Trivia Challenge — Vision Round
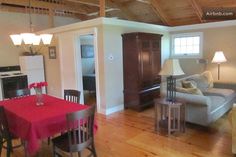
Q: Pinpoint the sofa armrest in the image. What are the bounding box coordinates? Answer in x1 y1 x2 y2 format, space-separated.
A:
175 92 210 106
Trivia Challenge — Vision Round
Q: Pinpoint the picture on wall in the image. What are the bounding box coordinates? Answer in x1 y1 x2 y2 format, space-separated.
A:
81 45 94 58
48 46 56 59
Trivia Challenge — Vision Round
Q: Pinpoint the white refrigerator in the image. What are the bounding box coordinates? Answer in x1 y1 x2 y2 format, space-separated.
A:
19 55 46 94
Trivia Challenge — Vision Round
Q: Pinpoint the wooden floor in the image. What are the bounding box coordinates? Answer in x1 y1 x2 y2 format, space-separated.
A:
83 91 96 105
1 108 233 157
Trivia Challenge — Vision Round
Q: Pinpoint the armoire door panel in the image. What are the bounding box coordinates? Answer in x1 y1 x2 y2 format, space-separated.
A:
123 36 139 91
152 40 160 51
122 32 162 111
152 50 161 84
140 40 153 88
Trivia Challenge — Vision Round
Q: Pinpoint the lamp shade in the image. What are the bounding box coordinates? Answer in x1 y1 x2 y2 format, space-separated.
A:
159 59 185 76
40 34 53 45
32 35 41 45
212 51 227 63
10 34 22 46
21 33 35 45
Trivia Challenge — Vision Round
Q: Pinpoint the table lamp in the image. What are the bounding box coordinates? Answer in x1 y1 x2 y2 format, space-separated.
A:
159 59 185 102
212 51 227 80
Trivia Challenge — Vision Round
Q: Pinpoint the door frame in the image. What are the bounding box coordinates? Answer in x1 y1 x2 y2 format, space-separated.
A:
74 27 101 112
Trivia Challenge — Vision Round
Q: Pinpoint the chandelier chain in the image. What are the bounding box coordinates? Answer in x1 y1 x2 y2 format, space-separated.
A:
9 0 53 50
29 0 33 32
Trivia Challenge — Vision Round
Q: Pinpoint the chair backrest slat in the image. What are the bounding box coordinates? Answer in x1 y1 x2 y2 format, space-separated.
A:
87 116 91 140
78 124 81 144
0 106 11 139
66 106 95 152
73 127 77 144
8 88 31 99
64 89 81 104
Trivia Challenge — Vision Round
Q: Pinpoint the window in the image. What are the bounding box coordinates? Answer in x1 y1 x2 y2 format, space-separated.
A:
171 32 203 58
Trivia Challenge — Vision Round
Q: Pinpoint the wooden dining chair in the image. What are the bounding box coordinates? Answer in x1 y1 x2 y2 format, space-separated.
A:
64 89 81 104
8 88 31 99
48 89 81 146
52 105 97 157
0 106 23 157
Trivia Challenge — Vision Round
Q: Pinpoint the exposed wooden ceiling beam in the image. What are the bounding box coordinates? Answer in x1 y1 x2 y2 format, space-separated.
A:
99 0 105 17
0 0 87 14
69 0 138 21
67 0 120 12
136 0 150 4
0 4 87 20
48 9 54 28
149 0 171 26
66 0 101 7
106 0 139 21
87 8 120 16
188 0 203 23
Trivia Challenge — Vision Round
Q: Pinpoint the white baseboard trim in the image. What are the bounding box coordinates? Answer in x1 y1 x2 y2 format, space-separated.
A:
106 104 124 115
98 104 124 115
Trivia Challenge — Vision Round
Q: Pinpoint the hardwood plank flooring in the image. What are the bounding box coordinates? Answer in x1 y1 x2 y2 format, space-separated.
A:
1 108 233 157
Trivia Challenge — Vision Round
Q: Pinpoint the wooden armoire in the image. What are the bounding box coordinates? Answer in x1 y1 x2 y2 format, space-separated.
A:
122 32 162 111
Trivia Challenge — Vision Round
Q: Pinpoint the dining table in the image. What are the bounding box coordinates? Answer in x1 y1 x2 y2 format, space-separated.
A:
0 94 96 156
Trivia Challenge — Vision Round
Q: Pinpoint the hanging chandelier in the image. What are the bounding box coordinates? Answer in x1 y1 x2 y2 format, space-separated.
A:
9 0 53 54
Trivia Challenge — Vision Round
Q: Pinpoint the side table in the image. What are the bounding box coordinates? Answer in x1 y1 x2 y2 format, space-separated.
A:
155 98 186 135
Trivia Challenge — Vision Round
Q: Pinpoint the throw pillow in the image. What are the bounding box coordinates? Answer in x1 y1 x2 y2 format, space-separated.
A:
187 74 209 92
181 80 197 88
187 71 214 91
176 87 203 95
201 71 214 88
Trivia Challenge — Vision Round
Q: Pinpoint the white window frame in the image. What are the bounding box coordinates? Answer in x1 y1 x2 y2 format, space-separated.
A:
171 32 203 58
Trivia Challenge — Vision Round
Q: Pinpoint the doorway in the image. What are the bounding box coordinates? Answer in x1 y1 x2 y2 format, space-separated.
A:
79 34 97 106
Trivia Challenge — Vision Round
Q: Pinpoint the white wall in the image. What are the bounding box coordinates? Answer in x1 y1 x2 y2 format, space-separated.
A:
26 17 236 115
58 31 78 92
178 59 206 76
41 18 170 115
103 25 170 111
0 12 79 66
41 37 62 97
57 26 105 113
0 12 79 98
170 25 236 81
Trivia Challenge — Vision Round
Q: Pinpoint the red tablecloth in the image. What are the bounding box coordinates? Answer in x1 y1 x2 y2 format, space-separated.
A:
0 95 95 155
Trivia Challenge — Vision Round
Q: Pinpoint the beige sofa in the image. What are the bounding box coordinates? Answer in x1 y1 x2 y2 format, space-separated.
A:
161 71 236 126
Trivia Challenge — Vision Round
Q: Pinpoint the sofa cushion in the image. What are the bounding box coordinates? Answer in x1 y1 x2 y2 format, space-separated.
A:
176 87 203 95
202 71 214 88
185 71 214 92
182 80 197 88
186 75 208 92
204 88 235 100
208 95 225 113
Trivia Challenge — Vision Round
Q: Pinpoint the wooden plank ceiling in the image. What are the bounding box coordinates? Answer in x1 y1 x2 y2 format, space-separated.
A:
0 0 236 26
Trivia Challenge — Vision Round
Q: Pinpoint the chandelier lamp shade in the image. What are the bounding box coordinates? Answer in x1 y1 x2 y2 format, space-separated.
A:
40 34 53 45
10 33 53 46
10 35 22 46
9 0 53 54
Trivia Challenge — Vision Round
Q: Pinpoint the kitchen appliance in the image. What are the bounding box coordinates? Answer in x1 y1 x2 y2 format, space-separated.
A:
0 65 28 100
19 55 46 94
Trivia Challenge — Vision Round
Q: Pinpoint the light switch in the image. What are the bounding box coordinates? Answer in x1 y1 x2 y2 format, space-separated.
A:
108 54 114 60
